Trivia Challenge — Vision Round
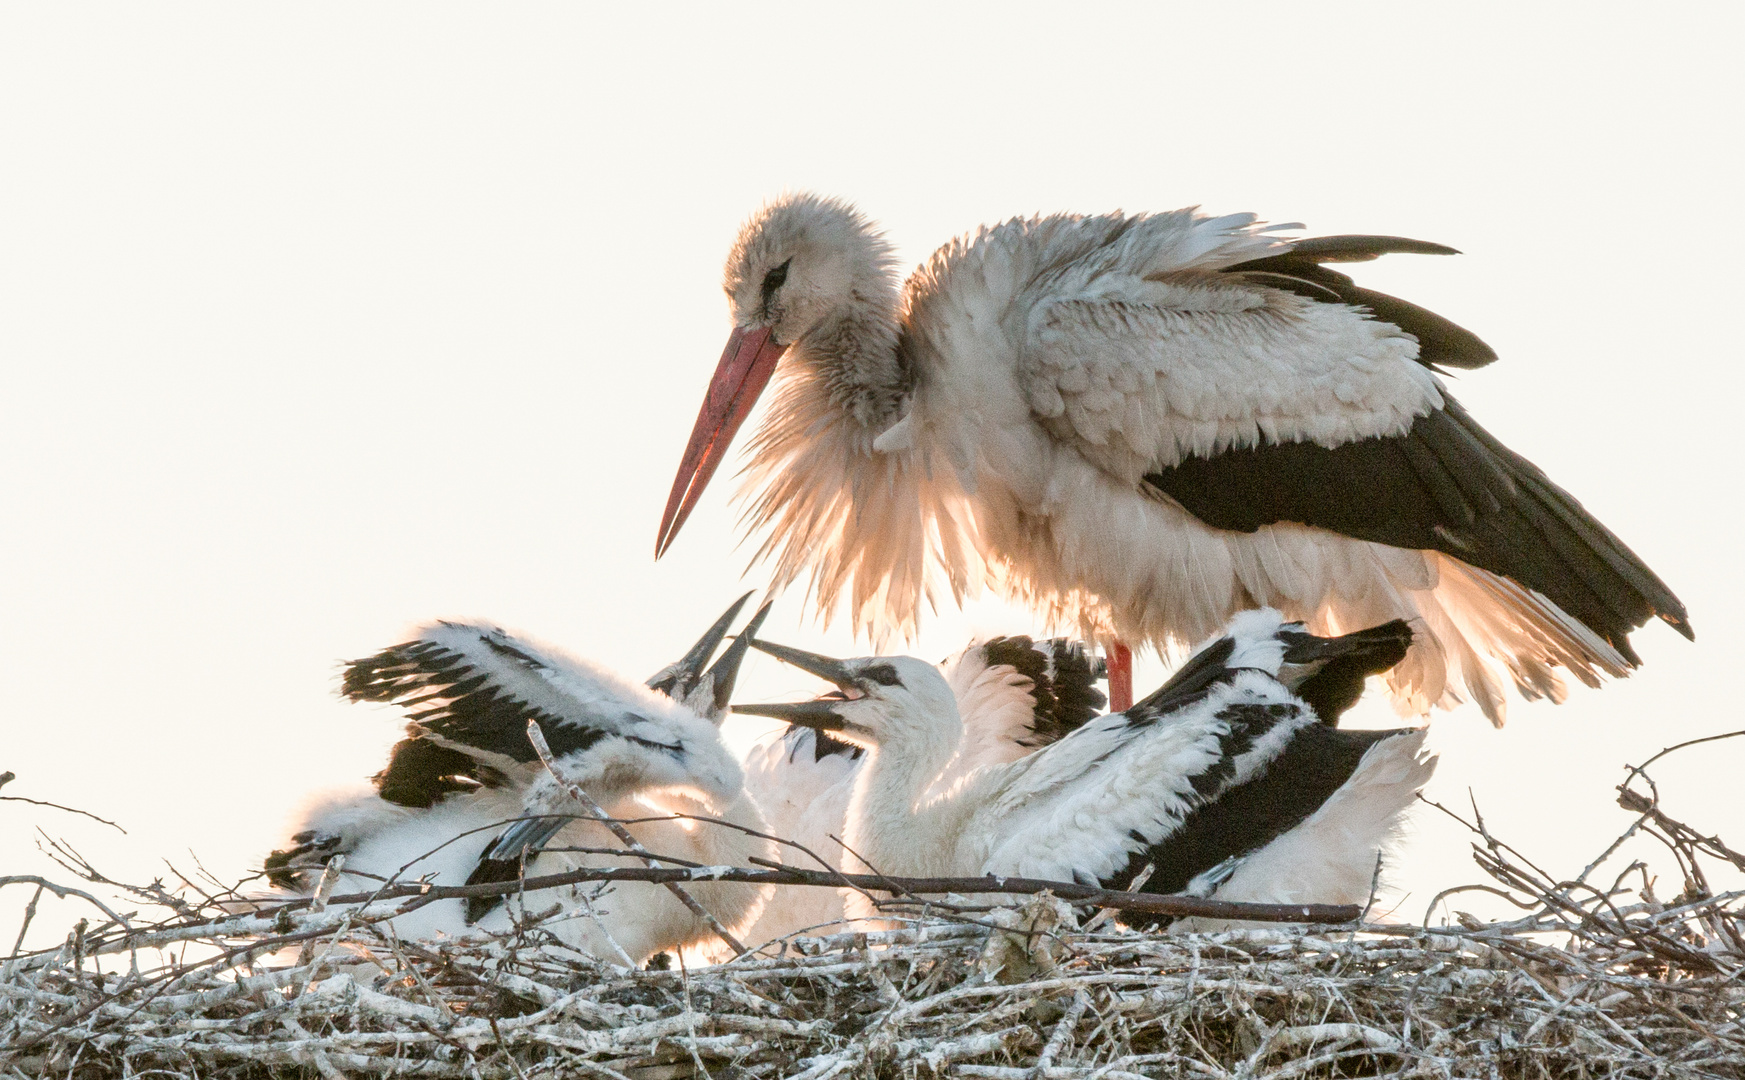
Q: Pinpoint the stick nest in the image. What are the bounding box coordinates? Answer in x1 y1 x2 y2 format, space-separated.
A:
3 741 1743 1079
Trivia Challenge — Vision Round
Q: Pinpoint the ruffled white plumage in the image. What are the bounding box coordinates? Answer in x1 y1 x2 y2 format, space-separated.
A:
693 196 1685 725
281 785 773 964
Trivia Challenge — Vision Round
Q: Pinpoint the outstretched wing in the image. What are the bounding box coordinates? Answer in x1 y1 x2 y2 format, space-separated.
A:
345 621 748 925
945 636 1107 772
343 621 693 768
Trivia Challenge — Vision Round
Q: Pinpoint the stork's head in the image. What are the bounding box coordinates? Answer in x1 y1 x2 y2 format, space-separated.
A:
733 640 958 751
656 194 902 558
723 194 900 351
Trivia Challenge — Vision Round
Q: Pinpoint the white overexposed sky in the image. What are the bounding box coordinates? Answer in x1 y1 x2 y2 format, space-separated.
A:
2 5 1740 947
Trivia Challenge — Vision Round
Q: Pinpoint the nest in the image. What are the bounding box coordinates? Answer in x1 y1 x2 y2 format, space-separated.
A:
3 741 1743 1079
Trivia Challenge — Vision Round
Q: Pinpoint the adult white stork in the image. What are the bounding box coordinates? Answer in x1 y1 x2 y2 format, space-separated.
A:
266 597 776 965
736 610 1436 924
739 634 1105 942
656 195 1691 720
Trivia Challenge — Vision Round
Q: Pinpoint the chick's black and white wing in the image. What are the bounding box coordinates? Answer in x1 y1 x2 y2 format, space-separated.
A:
970 614 1433 906
344 622 686 772
940 635 1107 778
342 605 763 917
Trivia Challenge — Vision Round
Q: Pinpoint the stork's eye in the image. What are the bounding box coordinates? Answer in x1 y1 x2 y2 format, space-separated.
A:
861 663 901 687
761 259 791 300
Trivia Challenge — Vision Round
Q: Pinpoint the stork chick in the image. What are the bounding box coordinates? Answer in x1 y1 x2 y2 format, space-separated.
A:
266 596 776 965
739 634 1105 942
737 610 1436 924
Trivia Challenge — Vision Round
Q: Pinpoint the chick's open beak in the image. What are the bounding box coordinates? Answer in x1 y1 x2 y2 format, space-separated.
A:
731 699 848 731
747 638 859 690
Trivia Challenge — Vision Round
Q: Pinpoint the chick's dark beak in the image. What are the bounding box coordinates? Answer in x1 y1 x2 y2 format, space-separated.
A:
704 601 773 714
731 699 848 731
748 638 859 690
646 591 753 700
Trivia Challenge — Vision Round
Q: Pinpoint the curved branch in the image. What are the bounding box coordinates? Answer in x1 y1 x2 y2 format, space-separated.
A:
0 875 134 938
301 863 1361 925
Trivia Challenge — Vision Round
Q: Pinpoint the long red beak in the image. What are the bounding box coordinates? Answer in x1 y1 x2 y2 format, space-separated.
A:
655 325 789 558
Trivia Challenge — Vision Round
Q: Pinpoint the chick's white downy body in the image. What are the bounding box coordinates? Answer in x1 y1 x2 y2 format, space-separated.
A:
283 784 773 964
739 635 1104 943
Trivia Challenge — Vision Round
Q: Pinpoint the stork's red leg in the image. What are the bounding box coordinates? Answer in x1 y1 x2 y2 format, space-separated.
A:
1107 640 1133 713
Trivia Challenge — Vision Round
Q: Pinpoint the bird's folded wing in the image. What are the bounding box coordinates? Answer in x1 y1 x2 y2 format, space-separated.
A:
1020 272 1444 474
1019 270 1688 656
1142 397 1689 659
1172 728 1437 912
1116 722 1412 899
967 709 1219 885
971 646 1265 819
343 622 696 765
974 676 1415 895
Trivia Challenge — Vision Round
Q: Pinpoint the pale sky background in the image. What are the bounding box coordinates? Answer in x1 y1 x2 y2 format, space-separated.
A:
2 5 1740 948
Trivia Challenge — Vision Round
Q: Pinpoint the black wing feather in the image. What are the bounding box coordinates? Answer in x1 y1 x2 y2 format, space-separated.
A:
462 857 526 923
1042 639 1107 736
1144 400 1690 659
1108 718 1411 927
1124 636 1239 726
978 636 1108 744
343 638 611 763
1284 235 1461 260
1224 235 1498 371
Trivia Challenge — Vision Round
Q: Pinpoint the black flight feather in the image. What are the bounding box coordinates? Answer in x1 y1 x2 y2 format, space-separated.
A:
1143 400 1689 661
342 637 614 763
1224 235 1498 371
1124 636 1238 726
